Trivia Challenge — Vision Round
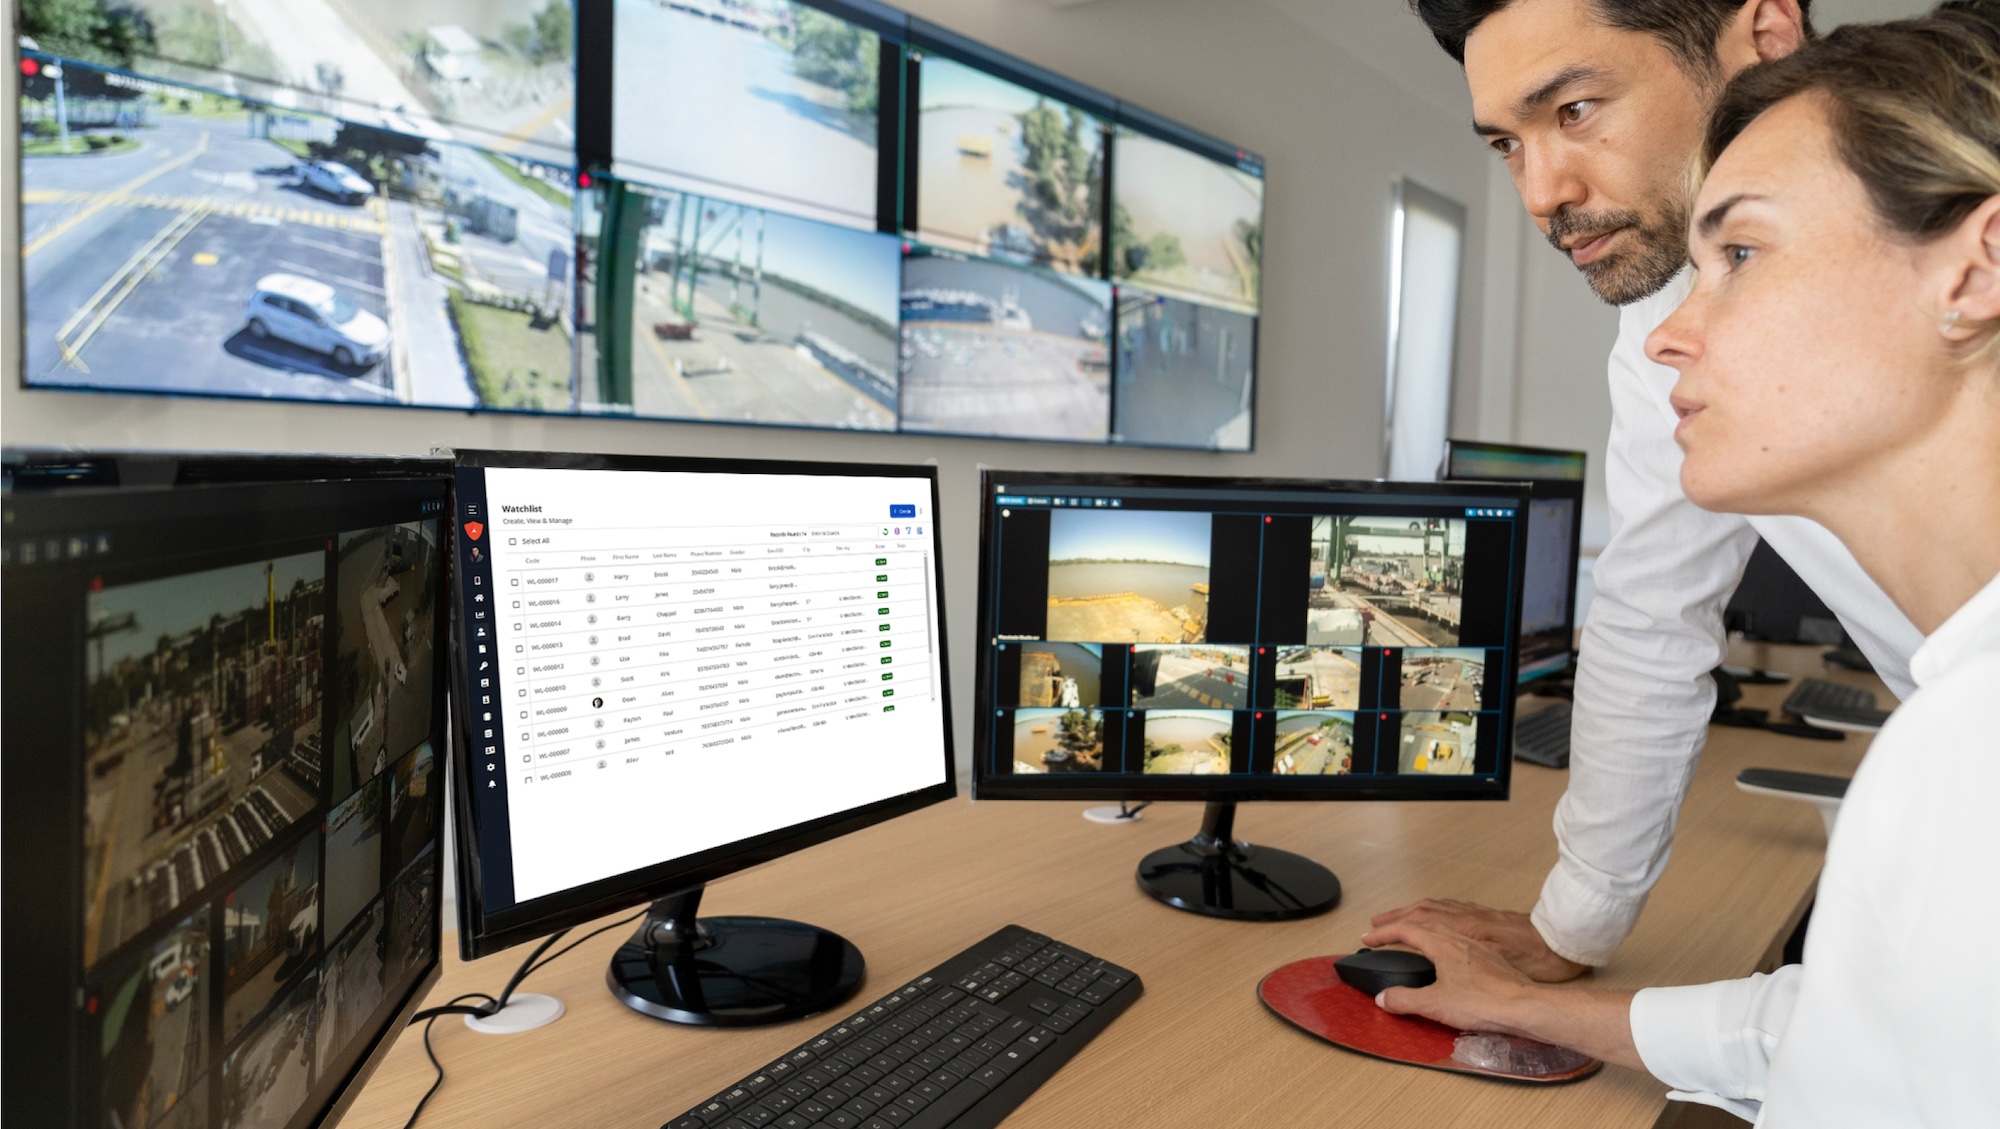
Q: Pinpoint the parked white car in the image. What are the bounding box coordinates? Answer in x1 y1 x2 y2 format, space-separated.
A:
298 159 372 203
244 273 389 369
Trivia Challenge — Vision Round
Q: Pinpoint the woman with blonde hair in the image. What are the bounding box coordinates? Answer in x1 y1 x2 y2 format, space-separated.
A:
1363 4 2000 1122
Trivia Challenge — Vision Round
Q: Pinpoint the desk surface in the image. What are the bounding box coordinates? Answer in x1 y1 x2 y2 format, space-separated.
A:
340 643 1886 1129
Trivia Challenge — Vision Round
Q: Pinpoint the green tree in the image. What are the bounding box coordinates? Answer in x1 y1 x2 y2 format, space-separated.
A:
534 1 573 63
21 0 153 68
790 5 878 114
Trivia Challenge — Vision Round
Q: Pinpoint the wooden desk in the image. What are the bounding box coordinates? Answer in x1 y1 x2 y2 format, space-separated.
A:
339 644 1888 1129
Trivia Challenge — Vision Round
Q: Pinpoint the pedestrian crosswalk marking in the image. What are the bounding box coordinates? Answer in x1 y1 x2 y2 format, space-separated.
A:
23 189 383 233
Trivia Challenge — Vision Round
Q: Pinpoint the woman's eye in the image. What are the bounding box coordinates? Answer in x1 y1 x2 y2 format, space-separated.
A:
1559 100 1595 125
1726 245 1755 268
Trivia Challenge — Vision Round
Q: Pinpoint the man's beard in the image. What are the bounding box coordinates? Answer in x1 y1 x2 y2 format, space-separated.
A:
1546 199 1689 306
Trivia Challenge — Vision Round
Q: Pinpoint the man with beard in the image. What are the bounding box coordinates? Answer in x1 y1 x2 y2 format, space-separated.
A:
1371 0 1924 982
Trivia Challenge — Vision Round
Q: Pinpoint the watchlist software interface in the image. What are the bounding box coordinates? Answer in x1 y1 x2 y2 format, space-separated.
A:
454 465 948 911
981 481 1525 783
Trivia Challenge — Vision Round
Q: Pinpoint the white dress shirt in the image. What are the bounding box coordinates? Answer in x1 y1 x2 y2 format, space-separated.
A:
1531 268 1927 967
1627 569 2000 1124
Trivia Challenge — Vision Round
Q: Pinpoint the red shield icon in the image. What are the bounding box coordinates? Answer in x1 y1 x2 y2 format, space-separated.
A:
464 522 484 541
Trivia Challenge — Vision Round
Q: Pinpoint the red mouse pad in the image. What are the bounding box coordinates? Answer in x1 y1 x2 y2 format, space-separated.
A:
1257 956 1602 1083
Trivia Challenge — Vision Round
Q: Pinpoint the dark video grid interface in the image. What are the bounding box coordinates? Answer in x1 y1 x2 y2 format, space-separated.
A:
981 485 1522 783
0 482 446 1129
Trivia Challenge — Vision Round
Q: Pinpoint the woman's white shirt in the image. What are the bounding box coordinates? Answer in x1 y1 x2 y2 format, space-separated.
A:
1627 570 2000 1124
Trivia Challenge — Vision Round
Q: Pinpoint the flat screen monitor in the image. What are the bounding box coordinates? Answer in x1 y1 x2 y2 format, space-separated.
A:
446 449 954 1025
1443 440 1587 689
2 462 450 1129
971 471 1530 920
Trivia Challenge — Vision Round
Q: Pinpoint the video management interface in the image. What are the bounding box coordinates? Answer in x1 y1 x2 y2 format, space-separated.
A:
455 464 949 911
980 482 1526 785
2 481 445 1129
19 0 1263 450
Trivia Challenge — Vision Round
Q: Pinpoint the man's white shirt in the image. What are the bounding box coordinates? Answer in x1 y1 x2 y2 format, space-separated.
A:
1529 267 1925 967
1627 569 2000 1124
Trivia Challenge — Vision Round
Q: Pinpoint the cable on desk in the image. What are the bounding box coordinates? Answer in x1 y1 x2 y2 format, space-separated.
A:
398 908 649 1127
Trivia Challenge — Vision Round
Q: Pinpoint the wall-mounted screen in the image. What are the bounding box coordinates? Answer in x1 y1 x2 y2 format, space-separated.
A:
898 244 1111 441
18 0 577 164
19 56 580 412
610 0 881 230
17 2 1264 451
914 55 1102 277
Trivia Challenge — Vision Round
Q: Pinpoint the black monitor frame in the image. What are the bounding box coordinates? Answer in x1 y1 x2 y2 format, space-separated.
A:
2 463 450 1129
969 470 1533 806
447 449 958 961
1443 439 1587 692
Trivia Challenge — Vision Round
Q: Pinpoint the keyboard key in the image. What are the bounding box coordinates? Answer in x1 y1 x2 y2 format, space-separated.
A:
841 1097 878 1119
823 1112 861 1129
739 1108 775 1126
797 1100 832 1120
774 1116 811 1129
1078 985 1111 1006
666 1118 704 1129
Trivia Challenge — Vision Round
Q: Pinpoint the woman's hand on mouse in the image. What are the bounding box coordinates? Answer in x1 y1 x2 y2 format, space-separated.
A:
1360 919 1539 1035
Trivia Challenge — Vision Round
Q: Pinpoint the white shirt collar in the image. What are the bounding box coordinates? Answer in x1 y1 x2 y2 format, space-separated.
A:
1909 570 2000 689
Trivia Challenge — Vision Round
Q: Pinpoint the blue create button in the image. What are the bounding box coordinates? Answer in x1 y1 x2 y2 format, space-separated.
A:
890 504 917 519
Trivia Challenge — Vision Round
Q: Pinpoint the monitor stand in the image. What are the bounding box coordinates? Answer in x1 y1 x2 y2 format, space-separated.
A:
606 886 864 1026
1135 801 1340 921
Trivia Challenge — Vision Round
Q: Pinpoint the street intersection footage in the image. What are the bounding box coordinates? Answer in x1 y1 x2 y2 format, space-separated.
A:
81 553 326 970
1012 708 1107 773
624 188 900 428
1306 515 1465 647
1044 508 1209 644
1273 711 1354 776
21 59 578 412
1399 648 1487 711
331 523 438 801
1130 645 1248 710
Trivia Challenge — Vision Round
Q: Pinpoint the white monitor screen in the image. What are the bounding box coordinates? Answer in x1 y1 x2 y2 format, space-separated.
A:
455 461 948 909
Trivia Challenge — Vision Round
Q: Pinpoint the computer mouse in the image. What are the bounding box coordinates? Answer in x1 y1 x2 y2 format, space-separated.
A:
1333 948 1437 996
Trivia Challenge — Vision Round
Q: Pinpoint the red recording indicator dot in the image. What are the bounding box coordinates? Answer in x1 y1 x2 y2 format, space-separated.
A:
1254 712 1263 720
578 171 592 188
1264 516 1272 523
89 576 103 592
1258 647 1265 654
21 58 40 76
1381 713 1389 721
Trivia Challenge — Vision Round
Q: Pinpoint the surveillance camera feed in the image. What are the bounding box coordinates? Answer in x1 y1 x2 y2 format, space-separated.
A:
19 54 580 413
915 56 1103 276
18 4 1266 451
613 0 881 229
897 245 1113 441
5 477 447 1129
604 181 903 428
26 0 578 165
978 477 1526 791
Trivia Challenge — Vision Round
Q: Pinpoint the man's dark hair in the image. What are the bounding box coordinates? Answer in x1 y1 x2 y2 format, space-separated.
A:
1409 0 1814 74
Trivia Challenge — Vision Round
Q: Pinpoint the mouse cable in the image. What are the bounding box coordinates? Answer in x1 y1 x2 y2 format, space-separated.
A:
399 907 649 1128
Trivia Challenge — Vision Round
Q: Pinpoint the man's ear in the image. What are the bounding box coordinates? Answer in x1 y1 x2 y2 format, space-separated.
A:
1940 195 2000 338
1747 0 1807 64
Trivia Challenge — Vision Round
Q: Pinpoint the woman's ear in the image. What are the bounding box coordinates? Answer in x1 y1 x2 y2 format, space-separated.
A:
1940 195 2000 339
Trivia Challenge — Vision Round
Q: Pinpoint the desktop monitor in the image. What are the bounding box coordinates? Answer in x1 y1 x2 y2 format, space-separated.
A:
447 449 954 1026
1443 440 1587 691
972 472 1532 921
2 461 451 1129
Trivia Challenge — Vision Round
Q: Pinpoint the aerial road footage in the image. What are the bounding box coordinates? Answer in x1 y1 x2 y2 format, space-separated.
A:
1398 712 1479 776
81 552 326 970
1399 647 1487 711
1044 508 1210 643
1272 711 1355 776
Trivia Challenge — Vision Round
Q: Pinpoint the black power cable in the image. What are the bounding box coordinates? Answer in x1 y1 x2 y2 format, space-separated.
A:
399 908 649 1128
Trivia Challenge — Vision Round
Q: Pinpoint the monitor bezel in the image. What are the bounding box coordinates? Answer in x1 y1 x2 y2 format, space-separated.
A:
1443 439 1588 691
1 467 452 1129
446 448 959 961
969 469 1532 804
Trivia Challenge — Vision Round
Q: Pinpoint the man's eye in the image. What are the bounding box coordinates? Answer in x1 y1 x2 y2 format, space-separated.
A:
1559 100 1596 124
1491 137 1520 157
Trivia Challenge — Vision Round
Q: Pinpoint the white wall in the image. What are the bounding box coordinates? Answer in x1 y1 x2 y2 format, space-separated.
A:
1 0 1504 771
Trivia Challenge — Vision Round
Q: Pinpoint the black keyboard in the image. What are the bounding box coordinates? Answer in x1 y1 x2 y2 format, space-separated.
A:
1783 677 1890 730
664 926 1141 1129
1514 701 1572 768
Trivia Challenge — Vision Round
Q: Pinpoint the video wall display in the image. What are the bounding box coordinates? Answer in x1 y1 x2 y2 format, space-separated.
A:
4 480 449 1129
17 3 1264 449
978 479 1528 790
